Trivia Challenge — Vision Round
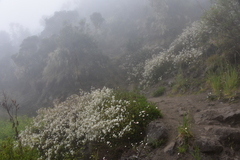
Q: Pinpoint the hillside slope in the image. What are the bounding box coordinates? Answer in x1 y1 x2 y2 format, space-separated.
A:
125 93 240 160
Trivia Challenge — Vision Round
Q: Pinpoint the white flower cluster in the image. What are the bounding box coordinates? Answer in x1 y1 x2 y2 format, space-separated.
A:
19 87 134 159
141 21 210 86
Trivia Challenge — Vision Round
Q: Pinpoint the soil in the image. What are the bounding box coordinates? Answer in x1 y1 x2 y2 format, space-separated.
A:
142 92 240 160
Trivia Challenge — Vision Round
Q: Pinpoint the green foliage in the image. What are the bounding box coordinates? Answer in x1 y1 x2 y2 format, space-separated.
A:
172 71 189 94
207 74 222 96
177 114 192 153
178 114 192 141
202 0 240 63
191 146 201 160
109 90 162 145
148 139 165 149
177 144 188 154
152 86 165 97
0 116 32 143
222 66 239 96
0 138 39 160
207 64 239 98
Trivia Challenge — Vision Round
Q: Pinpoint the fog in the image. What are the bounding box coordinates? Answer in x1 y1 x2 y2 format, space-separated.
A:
0 0 77 33
0 0 211 115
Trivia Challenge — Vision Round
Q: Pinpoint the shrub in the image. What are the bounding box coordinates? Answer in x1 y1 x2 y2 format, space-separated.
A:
20 87 162 159
141 21 207 86
152 87 165 97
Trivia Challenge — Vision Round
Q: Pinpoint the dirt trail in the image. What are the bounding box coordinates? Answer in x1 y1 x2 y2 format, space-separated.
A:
146 93 240 160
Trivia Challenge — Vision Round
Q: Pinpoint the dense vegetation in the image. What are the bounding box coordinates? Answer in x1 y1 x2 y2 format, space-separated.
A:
1 0 240 159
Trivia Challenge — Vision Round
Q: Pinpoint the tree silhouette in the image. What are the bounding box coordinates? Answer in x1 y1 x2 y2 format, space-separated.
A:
90 12 104 30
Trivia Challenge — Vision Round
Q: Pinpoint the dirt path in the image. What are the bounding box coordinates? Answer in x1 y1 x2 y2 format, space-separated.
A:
146 93 239 160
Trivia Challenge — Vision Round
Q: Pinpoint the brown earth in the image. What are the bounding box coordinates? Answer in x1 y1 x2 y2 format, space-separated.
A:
127 93 240 160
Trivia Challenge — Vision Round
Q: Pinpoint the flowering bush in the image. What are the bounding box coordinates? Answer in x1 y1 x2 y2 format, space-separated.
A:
20 87 161 159
120 48 161 84
140 21 210 86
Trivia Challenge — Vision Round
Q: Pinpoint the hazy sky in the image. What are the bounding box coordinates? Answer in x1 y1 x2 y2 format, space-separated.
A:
0 0 78 34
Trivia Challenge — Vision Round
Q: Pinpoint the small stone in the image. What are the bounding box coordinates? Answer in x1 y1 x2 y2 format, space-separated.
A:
164 141 176 155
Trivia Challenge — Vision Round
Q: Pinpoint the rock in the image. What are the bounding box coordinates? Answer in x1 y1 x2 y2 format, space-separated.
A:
177 107 187 116
146 120 167 145
194 107 240 127
194 136 223 153
164 141 176 155
208 103 215 106
214 127 240 151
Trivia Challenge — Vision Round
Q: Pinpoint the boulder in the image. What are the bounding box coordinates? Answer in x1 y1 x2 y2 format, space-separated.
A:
194 136 223 153
146 120 167 145
194 107 240 127
214 127 240 151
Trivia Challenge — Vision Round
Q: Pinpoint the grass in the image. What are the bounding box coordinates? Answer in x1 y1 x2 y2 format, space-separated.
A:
207 65 239 98
0 116 32 143
171 71 189 94
191 146 201 160
177 114 192 154
222 66 239 97
0 116 38 160
152 86 165 97
207 73 222 96
0 138 39 160
178 144 188 153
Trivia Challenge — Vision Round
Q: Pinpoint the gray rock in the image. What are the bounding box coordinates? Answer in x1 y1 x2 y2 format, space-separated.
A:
146 120 167 145
215 127 240 151
194 107 240 127
164 141 176 155
194 136 223 153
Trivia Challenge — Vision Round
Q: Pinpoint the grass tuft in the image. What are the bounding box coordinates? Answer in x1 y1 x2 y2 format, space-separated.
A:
152 86 165 97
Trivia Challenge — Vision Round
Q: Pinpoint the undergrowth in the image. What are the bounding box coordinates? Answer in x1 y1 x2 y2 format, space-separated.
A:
0 116 32 143
207 64 239 98
152 86 165 97
0 138 39 160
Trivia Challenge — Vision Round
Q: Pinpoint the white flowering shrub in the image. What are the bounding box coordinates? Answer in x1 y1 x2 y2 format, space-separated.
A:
20 87 161 159
120 48 161 84
141 21 211 86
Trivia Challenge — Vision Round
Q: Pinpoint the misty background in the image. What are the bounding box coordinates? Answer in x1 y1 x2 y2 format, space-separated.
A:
0 0 211 115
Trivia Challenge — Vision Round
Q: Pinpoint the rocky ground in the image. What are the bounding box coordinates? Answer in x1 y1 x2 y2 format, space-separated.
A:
121 93 240 160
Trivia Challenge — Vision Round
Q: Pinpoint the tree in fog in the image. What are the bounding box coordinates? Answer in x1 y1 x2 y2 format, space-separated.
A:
202 0 240 63
90 12 104 30
146 0 210 46
9 23 30 48
0 31 16 87
41 10 79 37
42 24 111 91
